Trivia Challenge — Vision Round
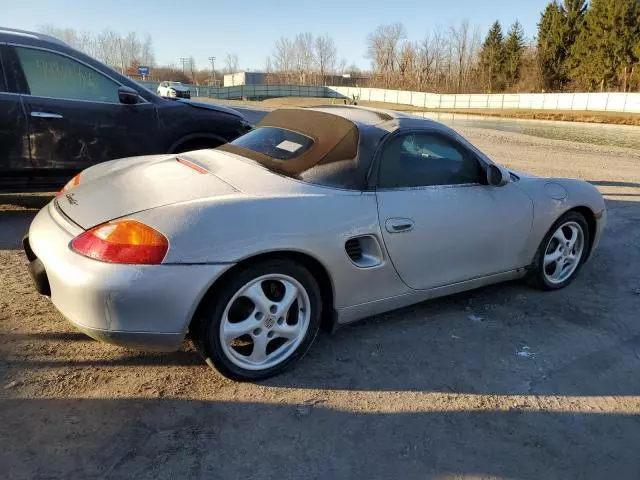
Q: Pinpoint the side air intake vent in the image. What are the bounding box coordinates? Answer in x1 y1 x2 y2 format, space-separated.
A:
345 238 363 262
344 235 383 268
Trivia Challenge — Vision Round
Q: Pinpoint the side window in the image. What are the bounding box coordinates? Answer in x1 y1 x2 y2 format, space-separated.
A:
14 47 119 103
378 132 484 189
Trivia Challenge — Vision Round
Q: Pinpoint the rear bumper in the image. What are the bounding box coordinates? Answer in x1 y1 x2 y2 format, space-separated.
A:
24 201 232 352
62 321 186 352
164 90 190 99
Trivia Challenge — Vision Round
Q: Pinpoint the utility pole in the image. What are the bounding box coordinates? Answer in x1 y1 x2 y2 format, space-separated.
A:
208 56 216 86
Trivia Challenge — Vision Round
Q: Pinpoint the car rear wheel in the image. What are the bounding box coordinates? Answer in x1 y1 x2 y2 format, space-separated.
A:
528 211 590 290
192 259 322 380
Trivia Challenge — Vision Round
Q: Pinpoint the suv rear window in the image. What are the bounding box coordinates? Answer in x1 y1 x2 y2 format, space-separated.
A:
231 127 314 160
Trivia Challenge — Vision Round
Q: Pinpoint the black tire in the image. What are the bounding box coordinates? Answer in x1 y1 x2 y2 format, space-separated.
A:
527 211 590 291
192 259 322 381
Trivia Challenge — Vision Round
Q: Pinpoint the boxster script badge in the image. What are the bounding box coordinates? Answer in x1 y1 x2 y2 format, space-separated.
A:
65 193 79 206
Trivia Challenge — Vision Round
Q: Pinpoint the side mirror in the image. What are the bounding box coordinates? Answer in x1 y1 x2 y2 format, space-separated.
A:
118 86 139 105
487 164 511 187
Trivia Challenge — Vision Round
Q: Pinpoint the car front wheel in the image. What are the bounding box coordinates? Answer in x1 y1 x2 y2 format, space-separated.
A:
528 211 590 290
193 259 322 380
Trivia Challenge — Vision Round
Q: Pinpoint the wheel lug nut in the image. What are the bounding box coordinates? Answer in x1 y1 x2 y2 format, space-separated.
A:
255 312 263 320
277 317 284 325
267 331 274 339
270 305 277 314
253 328 262 336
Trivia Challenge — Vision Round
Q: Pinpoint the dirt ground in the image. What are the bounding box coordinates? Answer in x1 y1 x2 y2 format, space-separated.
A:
1 126 640 479
207 96 640 125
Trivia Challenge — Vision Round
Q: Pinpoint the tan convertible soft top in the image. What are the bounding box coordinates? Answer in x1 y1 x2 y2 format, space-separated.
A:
217 108 359 176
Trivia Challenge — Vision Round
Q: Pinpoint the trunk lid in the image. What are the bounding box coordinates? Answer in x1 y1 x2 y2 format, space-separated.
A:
57 153 240 229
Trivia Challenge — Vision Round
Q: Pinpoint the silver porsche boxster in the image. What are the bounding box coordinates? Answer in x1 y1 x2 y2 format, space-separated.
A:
24 106 606 380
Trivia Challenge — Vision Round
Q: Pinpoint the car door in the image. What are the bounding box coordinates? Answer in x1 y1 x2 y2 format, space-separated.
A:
0 44 32 180
375 129 533 291
8 44 158 173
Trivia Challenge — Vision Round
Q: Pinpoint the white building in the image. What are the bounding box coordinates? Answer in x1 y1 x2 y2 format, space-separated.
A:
223 71 267 87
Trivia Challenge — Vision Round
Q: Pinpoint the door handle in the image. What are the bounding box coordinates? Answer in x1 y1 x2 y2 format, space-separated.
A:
31 111 63 119
385 218 415 233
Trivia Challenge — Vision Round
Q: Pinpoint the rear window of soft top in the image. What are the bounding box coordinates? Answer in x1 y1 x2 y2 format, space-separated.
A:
231 127 314 160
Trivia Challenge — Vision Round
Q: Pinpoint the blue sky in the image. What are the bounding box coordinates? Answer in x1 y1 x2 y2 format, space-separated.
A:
4 0 550 71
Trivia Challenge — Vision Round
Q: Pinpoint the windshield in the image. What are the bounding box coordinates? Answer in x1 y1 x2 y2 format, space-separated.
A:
169 82 183 86
230 127 314 160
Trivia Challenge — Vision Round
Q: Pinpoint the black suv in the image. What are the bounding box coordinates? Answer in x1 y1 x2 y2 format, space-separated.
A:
0 27 251 190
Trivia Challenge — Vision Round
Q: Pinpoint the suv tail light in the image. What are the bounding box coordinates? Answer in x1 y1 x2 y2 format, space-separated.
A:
71 220 168 264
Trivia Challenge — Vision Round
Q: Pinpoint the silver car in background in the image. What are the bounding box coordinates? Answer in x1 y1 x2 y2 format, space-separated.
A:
24 106 606 380
157 80 191 99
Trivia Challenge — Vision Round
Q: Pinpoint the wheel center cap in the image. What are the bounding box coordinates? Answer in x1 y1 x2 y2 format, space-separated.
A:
265 316 276 329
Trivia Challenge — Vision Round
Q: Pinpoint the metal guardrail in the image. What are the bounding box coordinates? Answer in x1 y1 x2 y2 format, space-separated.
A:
137 81 640 113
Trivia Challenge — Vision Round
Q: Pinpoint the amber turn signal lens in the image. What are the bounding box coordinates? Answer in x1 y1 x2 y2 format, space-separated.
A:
71 220 169 264
57 173 81 196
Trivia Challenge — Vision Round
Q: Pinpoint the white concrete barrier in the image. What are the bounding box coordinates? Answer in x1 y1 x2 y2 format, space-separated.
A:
137 81 640 113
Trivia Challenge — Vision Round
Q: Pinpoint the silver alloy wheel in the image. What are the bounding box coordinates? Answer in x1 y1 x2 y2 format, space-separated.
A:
219 274 311 371
543 221 585 285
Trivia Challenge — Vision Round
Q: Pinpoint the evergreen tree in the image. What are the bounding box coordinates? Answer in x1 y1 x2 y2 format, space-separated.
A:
537 1 567 90
570 0 640 91
479 21 505 92
504 21 525 88
564 0 588 46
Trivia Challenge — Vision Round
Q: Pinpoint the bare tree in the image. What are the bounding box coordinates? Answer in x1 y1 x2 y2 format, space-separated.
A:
417 28 445 90
225 53 239 73
294 33 315 84
398 42 418 89
39 25 77 47
449 21 470 93
187 56 197 82
338 57 348 74
120 32 141 71
40 26 158 74
94 30 121 67
314 34 337 83
140 34 155 67
366 23 407 87
77 31 97 59
272 37 295 83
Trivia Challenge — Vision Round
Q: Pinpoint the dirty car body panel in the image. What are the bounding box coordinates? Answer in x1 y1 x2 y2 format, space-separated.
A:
25 106 606 351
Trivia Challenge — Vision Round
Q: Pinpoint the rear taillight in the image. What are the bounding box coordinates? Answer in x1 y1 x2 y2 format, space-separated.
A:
71 220 169 264
57 173 81 196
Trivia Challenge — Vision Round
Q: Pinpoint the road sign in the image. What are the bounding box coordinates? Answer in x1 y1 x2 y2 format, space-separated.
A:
137 65 150 76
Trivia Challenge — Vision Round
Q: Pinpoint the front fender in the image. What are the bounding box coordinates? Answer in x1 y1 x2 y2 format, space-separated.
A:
516 177 605 264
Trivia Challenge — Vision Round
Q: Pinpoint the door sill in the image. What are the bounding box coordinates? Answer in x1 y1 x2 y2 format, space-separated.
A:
336 268 527 325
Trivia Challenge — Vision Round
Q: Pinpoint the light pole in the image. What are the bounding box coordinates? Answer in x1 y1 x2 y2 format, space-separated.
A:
208 56 216 86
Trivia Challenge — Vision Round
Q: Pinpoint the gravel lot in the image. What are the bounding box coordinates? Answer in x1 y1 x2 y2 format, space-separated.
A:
1 126 640 479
